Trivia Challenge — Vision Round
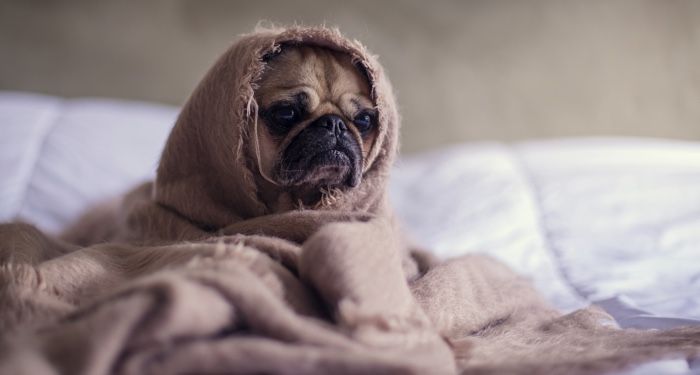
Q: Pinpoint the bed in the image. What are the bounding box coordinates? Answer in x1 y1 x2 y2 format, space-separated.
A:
2 91 698 374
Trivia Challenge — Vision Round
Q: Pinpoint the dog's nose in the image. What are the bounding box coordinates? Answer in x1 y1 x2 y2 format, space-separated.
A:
313 114 347 135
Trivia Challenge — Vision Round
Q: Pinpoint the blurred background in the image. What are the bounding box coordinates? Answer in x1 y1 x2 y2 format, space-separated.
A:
1 0 699 153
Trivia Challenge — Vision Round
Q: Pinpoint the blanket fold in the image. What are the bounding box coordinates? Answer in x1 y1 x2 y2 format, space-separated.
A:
1 25 699 375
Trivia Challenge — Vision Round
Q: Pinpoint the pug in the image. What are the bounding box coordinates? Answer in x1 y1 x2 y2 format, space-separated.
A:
253 45 378 209
60 37 392 246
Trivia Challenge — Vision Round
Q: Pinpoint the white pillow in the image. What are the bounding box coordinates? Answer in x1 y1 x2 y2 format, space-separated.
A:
0 91 177 233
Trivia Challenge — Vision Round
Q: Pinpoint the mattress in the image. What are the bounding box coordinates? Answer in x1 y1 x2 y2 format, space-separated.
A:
2 91 699 374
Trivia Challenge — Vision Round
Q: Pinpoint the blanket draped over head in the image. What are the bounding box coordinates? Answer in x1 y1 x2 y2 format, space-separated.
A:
1 26 699 375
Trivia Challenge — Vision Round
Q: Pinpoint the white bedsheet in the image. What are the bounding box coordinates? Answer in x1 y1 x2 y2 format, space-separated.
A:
2 91 699 373
392 139 700 322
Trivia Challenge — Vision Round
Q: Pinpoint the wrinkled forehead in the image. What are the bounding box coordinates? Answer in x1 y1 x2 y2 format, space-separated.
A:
255 45 372 108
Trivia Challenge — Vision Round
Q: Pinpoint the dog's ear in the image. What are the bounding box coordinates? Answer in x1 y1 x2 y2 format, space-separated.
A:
262 49 281 63
353 61 372 91
262 43 293 62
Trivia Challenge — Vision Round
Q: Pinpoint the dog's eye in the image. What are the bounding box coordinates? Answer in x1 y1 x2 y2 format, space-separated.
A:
353 112 374 134
273 106 298 123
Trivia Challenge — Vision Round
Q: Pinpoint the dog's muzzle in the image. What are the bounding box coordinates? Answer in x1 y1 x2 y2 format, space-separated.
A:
278 114 363 188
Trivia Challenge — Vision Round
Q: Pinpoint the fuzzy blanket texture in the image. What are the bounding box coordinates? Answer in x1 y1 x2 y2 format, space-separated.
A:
1 26 699 375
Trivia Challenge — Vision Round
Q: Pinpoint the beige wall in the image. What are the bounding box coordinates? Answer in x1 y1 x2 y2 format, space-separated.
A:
1 0 699 152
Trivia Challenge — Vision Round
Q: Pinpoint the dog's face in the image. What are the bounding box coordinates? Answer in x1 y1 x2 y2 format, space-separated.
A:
254 45 377 205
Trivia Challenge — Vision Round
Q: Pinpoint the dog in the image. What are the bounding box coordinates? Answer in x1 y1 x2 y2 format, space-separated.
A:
58 41 389 245
253 45 379 209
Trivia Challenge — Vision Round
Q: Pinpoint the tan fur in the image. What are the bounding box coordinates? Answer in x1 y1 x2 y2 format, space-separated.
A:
1 26 699 375
253 45 378 211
